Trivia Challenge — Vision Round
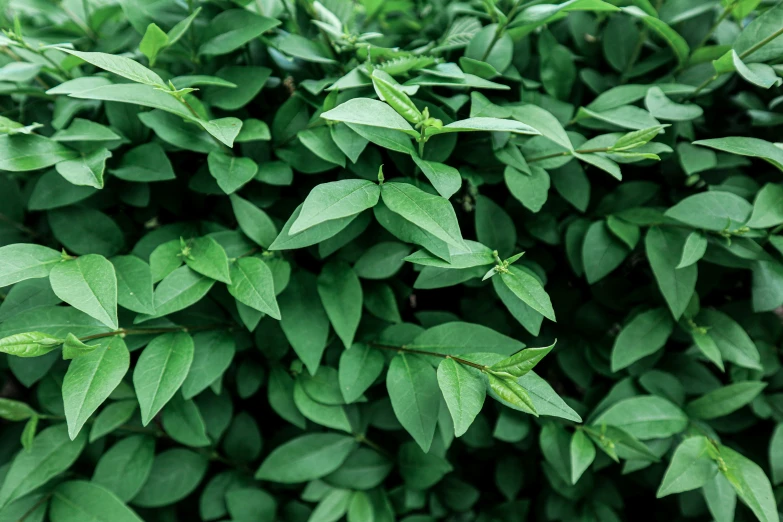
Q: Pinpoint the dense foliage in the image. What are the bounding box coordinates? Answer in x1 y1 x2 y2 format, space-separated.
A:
0 0 782 520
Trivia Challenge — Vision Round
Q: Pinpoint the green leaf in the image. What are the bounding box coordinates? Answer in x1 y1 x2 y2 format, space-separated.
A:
747 183 783 228
0 398 37 421
338 343 385 403
582 220 630 283
63 336 129 439
51 480 144 522
0 331 63 357
623 7 689 65
656 436 717 497
0 134 77 172
0 424 86 509
646 227 697 320
54 148 112 189
592 396 688 439
644 87 703 121
505 165 550 213
317 261 362 349
321 98 418 137
199 9 281 56
371 70 422 124
387 353 441 452
437 358 486 437
49 254 119 330
570 430 596 484
162 394 210 447
719 444 778 522
697 309 761 370
693 137 783 172
255 433 357 483
132 449 208 507
487 372 537 415
611 308 674 371
291 179 380 235
498 266 556 322
610 125 667 151
111 255 155 315
0 244 62 286
181 330 235 400
59 49 166 87
229 194 278 248
676 231 708 268
490 342 555 378
110 143 175 182
140 23 169 66
410 155 462 199
133 332 195 425
207 152 258 195
279 272 330 374
185 236 232 284
228 257 281 319
89 400 136 442
425 117 540 137
686 381 767 419
381 182 466 249
138 266 215 321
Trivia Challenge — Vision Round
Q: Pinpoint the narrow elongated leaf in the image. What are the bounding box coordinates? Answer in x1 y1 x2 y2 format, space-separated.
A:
291 179 380 234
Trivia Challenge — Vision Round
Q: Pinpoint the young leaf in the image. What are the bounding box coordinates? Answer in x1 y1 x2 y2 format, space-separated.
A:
490 342 556 378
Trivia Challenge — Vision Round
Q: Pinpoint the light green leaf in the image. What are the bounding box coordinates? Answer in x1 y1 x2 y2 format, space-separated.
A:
425 117 540 137
656 436 717 497
381 182 466 249
139 23 169 66
387 353 440 452
499 265 556 322
686 381 767 419
437 358 486 437
199 9 281 56
592 396 688 439
0 424 86 509
63 336 129 440
646 227 697 320
291 179 380 235
133 332 195 425
719 444 778 522
54 148 112 189
0 134 77 172
255 433 357 483
185 236 232 284
321 98 418 137
693 137 783 172
228 257 280 319
747 183 783 228
317 261 362 349
207 152 258 195
570 430 595 484
49 254 119 330
338 343 385 403
611 308 674 371
137 266 215 322
59 48 166 87
51 480 144 522
0 244 62 286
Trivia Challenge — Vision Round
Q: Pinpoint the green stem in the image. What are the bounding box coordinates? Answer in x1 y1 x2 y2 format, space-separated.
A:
527 147 611 163
686 25 783 99
693 2 734 52
371 342 487 370
78 324 229 343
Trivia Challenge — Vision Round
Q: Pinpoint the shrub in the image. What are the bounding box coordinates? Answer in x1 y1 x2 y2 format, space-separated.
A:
0 0 782 520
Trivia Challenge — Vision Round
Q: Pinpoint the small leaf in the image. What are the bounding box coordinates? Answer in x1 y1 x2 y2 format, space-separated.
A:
49 254 119 330
437 358 486 437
